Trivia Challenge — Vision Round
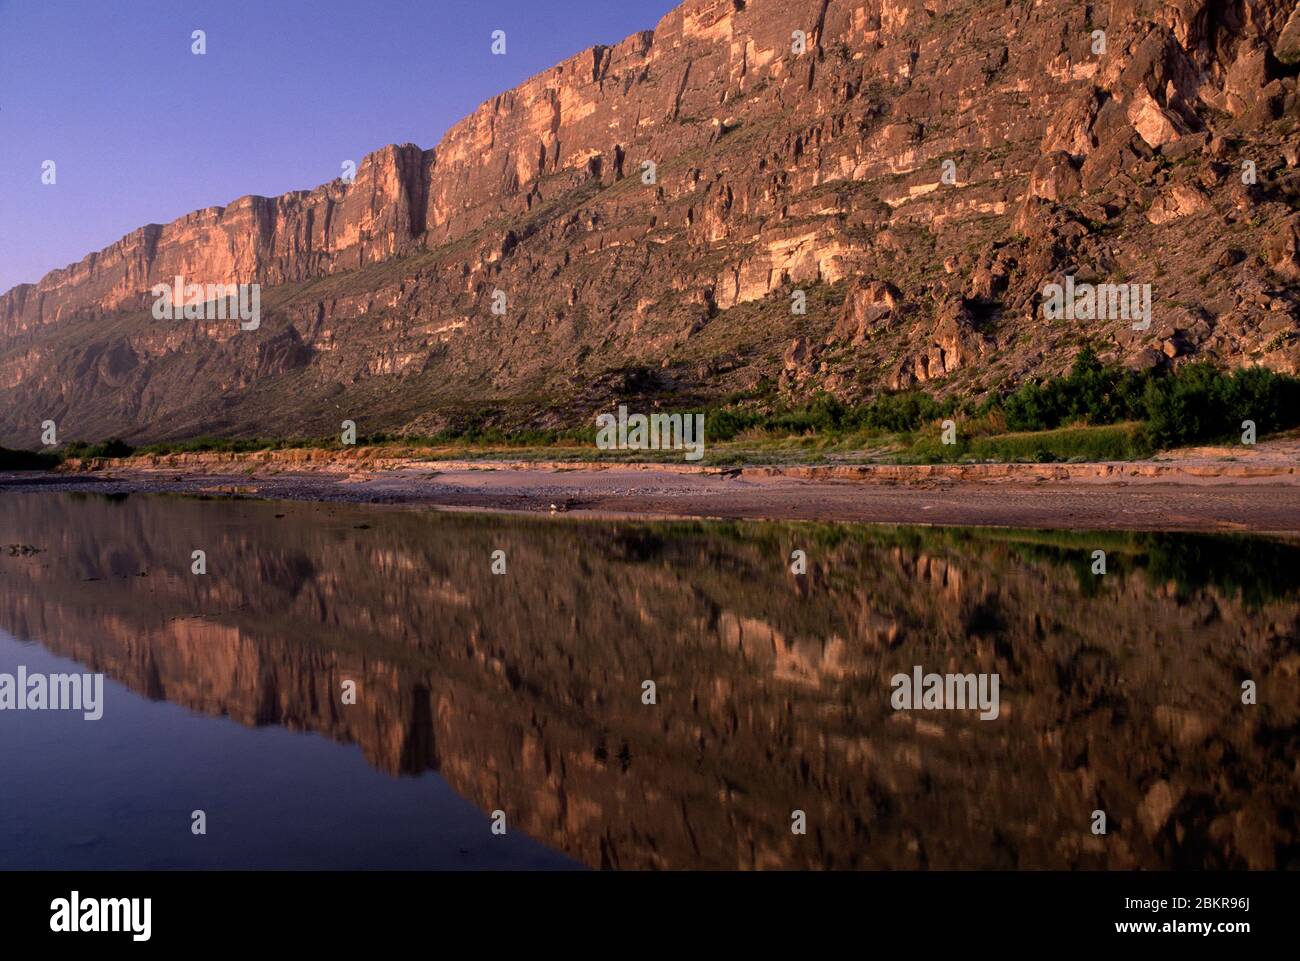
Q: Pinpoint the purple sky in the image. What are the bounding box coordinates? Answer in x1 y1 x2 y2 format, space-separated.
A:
0 0 678 293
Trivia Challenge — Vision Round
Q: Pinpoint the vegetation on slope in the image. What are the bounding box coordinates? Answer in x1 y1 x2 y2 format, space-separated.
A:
11 352 1300 468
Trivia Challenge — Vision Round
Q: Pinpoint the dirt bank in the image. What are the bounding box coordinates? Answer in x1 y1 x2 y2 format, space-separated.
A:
0 439 1295 533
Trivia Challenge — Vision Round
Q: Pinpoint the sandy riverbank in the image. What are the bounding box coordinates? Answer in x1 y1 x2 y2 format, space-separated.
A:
2 439 1298 533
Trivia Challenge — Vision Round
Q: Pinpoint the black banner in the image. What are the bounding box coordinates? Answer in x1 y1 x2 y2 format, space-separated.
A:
3 870 1289 948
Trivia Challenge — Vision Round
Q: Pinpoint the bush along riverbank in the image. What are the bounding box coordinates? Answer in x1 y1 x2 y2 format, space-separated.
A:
9 352 1300 468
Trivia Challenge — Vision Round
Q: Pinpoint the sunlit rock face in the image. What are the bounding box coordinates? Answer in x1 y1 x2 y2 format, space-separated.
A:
0 0 1297 444
1 494 1295 869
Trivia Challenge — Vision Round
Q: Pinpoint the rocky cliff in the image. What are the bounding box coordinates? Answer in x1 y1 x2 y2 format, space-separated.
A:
1 0 1298 444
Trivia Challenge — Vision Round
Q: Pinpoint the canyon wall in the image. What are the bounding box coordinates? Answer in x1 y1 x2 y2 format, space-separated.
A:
1 0 1298 443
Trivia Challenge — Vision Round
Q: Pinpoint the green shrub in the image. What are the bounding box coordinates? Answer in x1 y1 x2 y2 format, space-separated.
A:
849 390 950 433
1142 363 1300 447
63 438 136 459
1002 347 1145 431
0 447 61 470
998 348 1300 448
706 390 951 440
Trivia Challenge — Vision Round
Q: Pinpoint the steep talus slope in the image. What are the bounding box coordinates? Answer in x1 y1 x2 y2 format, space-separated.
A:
1 0 1297 444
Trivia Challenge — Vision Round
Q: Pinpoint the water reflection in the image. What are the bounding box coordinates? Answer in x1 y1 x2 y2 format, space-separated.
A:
0 493 1295 869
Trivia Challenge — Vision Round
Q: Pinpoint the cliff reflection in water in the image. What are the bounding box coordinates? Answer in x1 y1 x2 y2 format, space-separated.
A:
0 492 1295 870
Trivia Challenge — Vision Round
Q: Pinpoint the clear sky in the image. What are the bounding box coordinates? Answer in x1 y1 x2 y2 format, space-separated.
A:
0 0 679 293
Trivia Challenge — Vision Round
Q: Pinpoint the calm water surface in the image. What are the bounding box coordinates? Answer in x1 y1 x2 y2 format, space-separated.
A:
0 493 1295 869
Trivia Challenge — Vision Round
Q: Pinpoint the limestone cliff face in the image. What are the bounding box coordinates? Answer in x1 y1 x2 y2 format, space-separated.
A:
1 495 1296 869
1 0 1298 443
0 143 430 336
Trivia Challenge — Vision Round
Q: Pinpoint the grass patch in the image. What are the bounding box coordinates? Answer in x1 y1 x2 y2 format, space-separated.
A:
903 422 1151 464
